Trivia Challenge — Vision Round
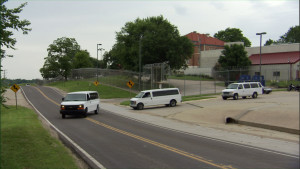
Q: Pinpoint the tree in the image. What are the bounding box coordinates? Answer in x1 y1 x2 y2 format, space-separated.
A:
278 25 300 43
217 44 251 69
40 37 80 80
264 39 275 46
108 15 194 71
1 0 31 106
214 28 251 47
0 0 31 59
73 50 93 69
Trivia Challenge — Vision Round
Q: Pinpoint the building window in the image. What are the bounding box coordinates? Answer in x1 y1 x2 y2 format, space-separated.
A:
273 71 280 77
255 72 260 76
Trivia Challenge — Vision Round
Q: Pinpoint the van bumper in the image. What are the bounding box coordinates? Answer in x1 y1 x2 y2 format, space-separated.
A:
60 109 86 115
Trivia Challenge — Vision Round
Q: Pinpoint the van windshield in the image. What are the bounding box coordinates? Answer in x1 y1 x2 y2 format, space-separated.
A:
135 92 145 98
64 94 86 101
227 84 238 89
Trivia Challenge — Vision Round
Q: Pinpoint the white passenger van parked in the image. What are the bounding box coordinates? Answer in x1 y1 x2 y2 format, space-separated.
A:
222 82 263 100
130 88 182 110
60 91 100 118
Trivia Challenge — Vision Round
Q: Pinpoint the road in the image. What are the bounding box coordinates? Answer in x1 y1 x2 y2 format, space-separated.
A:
21 85 299 169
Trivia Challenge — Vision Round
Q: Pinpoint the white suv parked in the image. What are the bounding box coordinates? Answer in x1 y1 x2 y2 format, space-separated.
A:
222 82 263 100
60 91 100 118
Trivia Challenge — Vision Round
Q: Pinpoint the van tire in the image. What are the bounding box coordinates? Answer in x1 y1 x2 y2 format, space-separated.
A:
83 108 88 117
222 96 228 100
62 114 66 119
170 100 177 107
252 92 258 99
94 105 99 114
137 103 144 110
233 93 238 100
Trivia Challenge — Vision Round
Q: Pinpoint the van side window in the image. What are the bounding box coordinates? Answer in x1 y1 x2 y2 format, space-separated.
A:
87 94 90 100
250 83 258 88
238 84 243 89
153 90 179 97
243 84 250 89
143 92 151 98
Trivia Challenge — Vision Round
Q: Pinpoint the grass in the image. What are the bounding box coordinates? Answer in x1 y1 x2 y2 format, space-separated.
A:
168 75 214 81
48 80 134 99
1 105 79 169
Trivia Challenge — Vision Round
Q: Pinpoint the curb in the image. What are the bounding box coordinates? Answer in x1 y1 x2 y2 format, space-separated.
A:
225 117 300 135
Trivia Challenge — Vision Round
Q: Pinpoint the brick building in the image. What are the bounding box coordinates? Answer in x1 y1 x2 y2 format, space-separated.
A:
185 31 225 67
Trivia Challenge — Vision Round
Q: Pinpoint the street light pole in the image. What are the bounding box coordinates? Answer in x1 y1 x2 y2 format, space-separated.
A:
97 43 102 81
139 35 143 91
256 32 266 76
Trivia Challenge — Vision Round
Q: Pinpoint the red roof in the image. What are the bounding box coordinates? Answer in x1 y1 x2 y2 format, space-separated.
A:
249 51 300 65
185 32 224 46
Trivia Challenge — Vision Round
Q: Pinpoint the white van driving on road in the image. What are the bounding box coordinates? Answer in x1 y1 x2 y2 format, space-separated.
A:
130 88 182 110
60 91 100 118
222 82 263 100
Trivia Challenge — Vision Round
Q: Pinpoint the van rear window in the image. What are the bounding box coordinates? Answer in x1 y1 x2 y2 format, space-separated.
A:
153 90 179 97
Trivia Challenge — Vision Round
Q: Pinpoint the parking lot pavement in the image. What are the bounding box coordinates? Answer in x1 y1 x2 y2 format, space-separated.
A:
104 91 299 143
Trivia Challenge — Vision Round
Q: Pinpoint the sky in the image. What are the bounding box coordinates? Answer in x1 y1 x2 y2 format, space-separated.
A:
1 0 299 80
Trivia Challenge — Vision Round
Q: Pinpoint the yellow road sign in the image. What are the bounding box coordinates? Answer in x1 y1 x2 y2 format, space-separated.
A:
10 84 20 93
93 81 100 86
127 80 134 88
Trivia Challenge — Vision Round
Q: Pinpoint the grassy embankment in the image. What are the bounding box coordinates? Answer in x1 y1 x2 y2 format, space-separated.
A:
47 80 217 105
1 105 79 169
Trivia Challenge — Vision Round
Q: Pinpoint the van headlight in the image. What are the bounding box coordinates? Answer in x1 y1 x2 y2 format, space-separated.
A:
78 104 84 110
61 105 65 110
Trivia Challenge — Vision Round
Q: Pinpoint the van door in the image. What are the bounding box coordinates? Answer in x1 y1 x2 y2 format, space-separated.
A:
141 92 153 106
86 94 93 112
237 84 246 96
243 83 251 96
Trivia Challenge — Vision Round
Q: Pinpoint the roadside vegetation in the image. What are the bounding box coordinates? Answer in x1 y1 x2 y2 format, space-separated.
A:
1 105 79 169
47 80 134 99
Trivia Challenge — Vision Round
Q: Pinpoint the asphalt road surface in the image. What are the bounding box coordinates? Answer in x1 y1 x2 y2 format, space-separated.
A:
21 86 299 169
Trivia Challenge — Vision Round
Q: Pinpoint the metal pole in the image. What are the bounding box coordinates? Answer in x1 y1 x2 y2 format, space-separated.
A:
15 92 18 109
139 35 143 91
259 35 262 75
96 44 102 81
256 32 266 76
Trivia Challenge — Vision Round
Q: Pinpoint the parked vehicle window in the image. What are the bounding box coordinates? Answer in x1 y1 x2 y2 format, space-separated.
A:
243 84 250 89
250 83 258 88
227 84 238 89
238 84 243 89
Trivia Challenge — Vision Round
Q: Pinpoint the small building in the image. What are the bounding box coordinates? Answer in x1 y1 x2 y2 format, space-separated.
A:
185 31 225 67
249 51 300 81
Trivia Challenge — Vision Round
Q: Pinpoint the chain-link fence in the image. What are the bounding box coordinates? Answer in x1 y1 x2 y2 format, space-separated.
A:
43 65 299 96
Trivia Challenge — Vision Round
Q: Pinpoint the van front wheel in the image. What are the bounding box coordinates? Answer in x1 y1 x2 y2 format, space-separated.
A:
233 94 238 100
137 103 144 110
170 100 177 107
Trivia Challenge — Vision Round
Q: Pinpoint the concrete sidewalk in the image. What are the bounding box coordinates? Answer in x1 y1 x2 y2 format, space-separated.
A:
102 91 299 142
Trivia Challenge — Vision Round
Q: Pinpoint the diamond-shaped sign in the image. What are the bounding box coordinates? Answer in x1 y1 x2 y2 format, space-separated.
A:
10 84 20 93
127 80 134 88
93 81 100 86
